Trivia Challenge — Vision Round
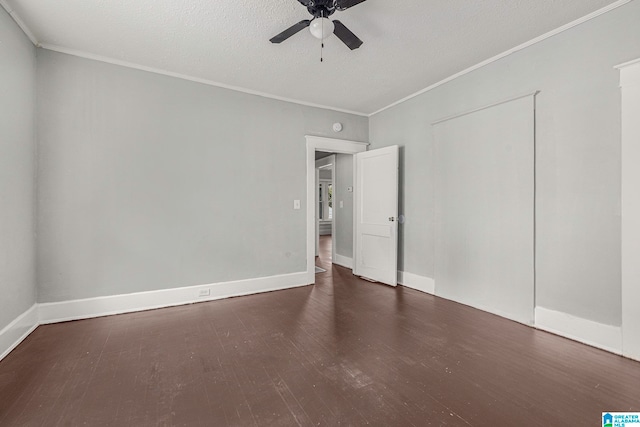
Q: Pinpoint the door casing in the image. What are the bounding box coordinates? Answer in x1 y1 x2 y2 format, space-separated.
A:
305 136 368 284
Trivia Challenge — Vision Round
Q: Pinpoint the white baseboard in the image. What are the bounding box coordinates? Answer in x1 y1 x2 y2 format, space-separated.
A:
0 304 39 362
39 272 310 324
3 278 633 364
398 271 435 295
535 307 623 356
333 254 353 269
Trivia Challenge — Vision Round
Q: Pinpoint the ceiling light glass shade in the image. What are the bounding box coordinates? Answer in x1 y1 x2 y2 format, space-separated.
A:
309 18 334 40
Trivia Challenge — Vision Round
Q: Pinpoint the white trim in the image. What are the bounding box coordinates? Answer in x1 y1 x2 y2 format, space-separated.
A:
0 273 310 361
619 59 640 88
620 60 640 362
331 160 337 260
306 136 368 284
305 136 369 153
333 254 353 269
315 168 320 256
431 91 540 125
398 272 435 295
0 0 39 45
369 0 631 116
39 44 368 117
39 272 309 324
615 57 640 70
352 154 357 273
534 307 624 357
0 304 39 362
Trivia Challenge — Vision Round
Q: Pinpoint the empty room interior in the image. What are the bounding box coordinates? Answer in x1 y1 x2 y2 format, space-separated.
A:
2 0 640 425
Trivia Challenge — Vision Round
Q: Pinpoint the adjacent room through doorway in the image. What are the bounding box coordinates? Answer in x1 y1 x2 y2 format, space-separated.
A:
314 150 353 275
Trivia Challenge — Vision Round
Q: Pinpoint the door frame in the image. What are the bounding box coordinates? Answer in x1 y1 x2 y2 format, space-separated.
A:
306 135 368 284
618 58 640 360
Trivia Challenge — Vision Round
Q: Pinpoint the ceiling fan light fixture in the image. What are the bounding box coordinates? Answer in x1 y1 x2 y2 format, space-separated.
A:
309 18 334 40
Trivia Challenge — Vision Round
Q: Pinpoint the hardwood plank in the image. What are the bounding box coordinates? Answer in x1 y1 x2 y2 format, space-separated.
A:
0 236 639 426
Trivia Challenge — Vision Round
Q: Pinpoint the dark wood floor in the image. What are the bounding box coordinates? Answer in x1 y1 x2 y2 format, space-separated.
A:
1 236 639 426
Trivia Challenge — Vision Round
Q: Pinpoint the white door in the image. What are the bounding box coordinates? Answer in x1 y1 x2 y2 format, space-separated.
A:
354 145 399 286
433 95 535 324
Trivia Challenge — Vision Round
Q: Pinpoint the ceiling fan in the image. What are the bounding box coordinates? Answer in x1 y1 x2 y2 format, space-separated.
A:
270 0 367 50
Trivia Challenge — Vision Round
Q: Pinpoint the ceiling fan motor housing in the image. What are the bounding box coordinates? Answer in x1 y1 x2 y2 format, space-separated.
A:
306 0 337 18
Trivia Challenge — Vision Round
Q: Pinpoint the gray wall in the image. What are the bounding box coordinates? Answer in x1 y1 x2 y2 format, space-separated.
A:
334 154 354 260
0 8 37 329
369 1 640 327
36 50 368 303
319 169 332 180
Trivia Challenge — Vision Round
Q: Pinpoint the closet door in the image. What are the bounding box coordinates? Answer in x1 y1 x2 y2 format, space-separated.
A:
433 94 535 324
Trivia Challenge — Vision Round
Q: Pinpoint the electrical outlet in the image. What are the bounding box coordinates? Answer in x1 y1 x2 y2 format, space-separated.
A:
198 288 211 297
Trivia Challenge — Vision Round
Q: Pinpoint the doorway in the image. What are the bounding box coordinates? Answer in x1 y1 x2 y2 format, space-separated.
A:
315 153 334 274
315 153 335 266
305 136 368 284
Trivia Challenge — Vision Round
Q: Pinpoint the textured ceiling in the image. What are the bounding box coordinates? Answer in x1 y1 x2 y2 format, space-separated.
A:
3 0 623 115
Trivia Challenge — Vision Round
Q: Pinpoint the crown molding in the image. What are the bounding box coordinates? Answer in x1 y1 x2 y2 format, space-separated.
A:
0 0 39 45
369 0 633 117
615 57 640 69
39 43 369 117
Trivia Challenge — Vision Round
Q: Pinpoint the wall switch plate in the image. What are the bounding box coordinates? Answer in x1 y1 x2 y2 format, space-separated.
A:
293 200 301 210
199 289 211 297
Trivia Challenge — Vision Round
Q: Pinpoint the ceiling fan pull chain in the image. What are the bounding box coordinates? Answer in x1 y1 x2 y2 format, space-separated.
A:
321 10 325 62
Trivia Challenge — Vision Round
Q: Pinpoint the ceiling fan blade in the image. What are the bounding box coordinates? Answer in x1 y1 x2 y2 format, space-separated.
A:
297 0 313 5
332 20 363 50
270 20 311 44
335 0 367 11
